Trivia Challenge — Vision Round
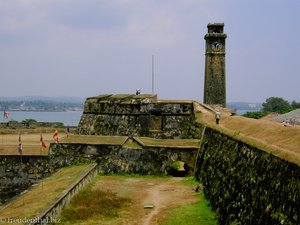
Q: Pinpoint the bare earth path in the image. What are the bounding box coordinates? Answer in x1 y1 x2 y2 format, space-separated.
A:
83 176 199 225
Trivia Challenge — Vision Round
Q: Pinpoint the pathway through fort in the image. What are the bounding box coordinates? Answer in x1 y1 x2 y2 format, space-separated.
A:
60 175 216 225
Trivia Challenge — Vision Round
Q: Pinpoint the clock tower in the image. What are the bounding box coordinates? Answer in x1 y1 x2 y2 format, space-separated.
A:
204 23 227 107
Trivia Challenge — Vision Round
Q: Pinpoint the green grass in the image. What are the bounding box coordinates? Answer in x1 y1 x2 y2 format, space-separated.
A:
162 177 217 225
162 194 217 225
182 177 201 185
170 161 181 170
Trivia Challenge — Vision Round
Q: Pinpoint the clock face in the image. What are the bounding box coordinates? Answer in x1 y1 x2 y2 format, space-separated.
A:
211 42 222 51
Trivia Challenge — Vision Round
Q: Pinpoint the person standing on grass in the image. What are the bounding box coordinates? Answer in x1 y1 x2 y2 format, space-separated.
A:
215 111 221 125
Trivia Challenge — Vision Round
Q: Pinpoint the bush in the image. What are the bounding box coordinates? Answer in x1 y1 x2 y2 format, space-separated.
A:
170 161 181 170
243 111 268 119
21 118 37 127
291 100 300 109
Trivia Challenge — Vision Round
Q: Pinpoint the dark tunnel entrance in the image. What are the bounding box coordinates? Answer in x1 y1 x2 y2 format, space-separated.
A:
167 161 190 177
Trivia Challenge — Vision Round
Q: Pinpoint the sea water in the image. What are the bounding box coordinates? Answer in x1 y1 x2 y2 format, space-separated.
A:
3 111 83 126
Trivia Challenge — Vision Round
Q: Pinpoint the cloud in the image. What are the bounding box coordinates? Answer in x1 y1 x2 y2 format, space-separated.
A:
0 0 299 102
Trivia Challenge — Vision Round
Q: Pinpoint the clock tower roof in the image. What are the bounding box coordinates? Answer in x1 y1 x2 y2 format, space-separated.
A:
207 23 225 33
205 22 227 39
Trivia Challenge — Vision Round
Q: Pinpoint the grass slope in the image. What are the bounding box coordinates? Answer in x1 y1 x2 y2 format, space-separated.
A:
0 164 95 223
196 109 300 165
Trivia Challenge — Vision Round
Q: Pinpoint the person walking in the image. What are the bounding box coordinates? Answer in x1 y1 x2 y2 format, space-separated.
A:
215 111 221 125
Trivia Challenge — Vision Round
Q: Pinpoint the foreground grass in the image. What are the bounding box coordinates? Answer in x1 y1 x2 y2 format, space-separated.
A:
162 177 217 225
60 175 134 225
162 194 217 225
60 175 217 225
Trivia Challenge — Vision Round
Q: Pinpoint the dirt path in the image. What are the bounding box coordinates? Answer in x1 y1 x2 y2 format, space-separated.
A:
92 176 199 225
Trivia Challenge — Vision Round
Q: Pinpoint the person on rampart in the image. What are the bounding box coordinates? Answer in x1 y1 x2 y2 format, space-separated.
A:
215 111 221 125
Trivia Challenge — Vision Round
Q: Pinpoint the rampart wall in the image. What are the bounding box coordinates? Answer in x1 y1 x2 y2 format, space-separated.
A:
77 95 199 139
0 152 93 205
0 156 52 204
1 95 299 225
30 164 98 225
196 127 299 225
50 142 197 175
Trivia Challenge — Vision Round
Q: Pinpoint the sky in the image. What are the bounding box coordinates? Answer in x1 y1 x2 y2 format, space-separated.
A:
0 0 299 103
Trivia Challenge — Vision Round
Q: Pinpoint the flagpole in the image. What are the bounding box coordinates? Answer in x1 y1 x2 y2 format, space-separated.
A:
2 109 9 150
152 55 155 95
19 132 23 164
1 112 4 150
1 131 3 150
40 133 44 192
40 133 42 156
18 132 24 204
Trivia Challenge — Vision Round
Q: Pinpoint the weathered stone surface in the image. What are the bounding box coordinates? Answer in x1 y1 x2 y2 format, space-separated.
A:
76 95 200 139
196 127 300 225
49 143 197 176
204 23 226 107
0 156 52 204
2 94 298 225
0 147 94 205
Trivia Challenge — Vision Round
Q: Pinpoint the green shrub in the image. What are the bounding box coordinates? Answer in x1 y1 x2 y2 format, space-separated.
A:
170 161 181 170
243 111 268 119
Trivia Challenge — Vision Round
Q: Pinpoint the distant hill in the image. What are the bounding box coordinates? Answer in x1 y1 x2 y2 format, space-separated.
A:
0 96 84 112
227 102 262 111
0 96 84 103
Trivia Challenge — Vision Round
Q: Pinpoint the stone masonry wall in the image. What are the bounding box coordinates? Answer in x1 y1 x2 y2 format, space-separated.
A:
196 127 299 225
0 144 94 205
50 143 197 176
76 98 199 139
0 156 53 204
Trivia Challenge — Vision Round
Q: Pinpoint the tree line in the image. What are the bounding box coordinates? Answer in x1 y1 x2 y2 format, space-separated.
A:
243 97 300 119
0 100 83 112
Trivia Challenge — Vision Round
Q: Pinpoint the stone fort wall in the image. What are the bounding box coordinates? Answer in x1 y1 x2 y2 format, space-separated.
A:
0 156 52 204
76 94 201 139
1 95 299 225
195 127 299 225
0 153 93 205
